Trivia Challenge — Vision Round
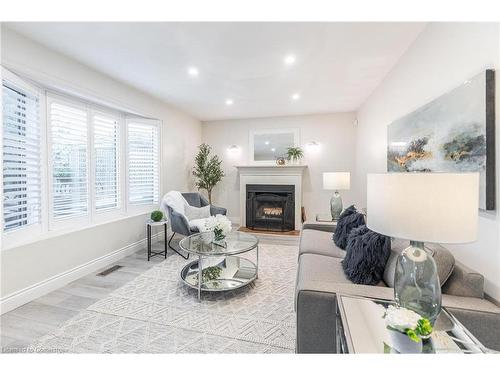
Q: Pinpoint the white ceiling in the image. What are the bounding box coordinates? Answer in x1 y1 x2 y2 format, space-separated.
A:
5 22 425 121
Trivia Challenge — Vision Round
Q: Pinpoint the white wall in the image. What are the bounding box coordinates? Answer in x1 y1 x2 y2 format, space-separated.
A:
202 113 357 223
0 27 202 309
354 23 500 300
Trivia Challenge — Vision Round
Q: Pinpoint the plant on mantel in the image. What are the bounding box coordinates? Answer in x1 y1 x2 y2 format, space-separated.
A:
286 146 304 164
192 143 225 204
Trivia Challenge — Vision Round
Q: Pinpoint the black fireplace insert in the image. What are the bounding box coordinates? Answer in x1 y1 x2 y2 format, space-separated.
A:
245 184 295 232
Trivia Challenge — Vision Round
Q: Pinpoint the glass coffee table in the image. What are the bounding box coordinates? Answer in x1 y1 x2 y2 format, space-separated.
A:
336 294 490 353
179 231 259 300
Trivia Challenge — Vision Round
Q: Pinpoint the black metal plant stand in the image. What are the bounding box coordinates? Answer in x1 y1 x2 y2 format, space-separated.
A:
146 220 168 261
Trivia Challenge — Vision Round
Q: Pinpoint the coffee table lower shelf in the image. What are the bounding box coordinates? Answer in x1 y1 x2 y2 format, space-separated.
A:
180 256 257 296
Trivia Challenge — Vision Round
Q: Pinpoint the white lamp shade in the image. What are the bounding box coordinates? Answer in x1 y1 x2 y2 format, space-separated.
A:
367 173 479 244
323 172 350 190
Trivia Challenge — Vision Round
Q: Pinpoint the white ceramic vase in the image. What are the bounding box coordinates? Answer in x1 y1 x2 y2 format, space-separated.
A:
389 330 423 354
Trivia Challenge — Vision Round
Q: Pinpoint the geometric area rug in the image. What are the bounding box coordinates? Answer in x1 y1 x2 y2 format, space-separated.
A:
35 243 298 353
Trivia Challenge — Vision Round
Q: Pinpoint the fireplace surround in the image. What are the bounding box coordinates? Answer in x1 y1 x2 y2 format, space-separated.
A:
246 184 295 231
236 165 306 231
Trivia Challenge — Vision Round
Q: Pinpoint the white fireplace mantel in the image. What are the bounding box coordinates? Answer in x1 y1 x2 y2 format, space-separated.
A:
235 165 307 175
236 165 307 230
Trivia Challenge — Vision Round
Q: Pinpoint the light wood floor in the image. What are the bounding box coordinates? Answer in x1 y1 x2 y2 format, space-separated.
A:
0 232 298 351
1 243 168 350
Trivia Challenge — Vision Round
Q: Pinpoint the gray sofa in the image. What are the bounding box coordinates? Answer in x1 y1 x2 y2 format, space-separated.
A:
295 221 500 353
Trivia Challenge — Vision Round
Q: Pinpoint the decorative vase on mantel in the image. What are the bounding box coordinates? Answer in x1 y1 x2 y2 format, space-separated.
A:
276 157 286 166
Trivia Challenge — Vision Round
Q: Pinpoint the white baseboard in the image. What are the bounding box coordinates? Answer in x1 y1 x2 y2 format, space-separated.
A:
0 232 164 315
228 216 240 226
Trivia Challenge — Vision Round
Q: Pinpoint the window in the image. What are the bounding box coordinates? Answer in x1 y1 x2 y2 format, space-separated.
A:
2 68 162 248
49 99 89 219
93 112 120 211
127 120 159 205
2 78 42 232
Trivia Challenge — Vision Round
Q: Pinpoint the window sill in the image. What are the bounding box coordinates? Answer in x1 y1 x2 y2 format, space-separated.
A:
1 209 157 251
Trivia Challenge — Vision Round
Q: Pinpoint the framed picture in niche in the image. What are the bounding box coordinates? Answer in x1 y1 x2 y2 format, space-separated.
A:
387 69 495 211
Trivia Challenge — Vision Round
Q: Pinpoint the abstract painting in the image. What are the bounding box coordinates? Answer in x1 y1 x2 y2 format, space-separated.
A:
387 70 495 210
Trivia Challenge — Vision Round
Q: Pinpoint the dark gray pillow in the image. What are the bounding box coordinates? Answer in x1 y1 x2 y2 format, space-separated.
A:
342 225 391 285
333 206 365 249
338 204 357 220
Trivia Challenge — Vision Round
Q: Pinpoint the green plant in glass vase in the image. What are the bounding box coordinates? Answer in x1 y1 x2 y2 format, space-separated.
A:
205 214 232 244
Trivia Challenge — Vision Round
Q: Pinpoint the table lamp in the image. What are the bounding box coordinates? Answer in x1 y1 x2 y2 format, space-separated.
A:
367 173 479 323
323 172 350 220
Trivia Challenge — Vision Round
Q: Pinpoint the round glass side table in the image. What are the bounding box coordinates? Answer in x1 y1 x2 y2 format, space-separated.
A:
179 231 259 300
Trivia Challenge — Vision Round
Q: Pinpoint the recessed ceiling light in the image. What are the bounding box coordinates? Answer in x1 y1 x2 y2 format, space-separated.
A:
187 67 199 77
291 93 301 101
225 99 234 106
265 141 270 145
284 54 296 66
271 148 276 152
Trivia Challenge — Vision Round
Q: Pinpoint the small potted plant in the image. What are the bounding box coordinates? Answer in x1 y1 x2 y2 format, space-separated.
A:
286 147 304 165
204 214 232 245
150 210 164 222
384 305 433 353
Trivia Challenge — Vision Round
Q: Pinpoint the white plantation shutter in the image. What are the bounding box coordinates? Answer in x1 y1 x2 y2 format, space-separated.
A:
127 121 159 205
93 113 120 211
49 100 89 218
2 81 42 232
2 70 165 246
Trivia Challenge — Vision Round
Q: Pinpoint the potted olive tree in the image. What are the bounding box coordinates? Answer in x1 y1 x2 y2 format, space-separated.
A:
192 143 225 204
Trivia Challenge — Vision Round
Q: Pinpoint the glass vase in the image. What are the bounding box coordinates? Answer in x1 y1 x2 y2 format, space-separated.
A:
212 229 226 247
394 241 441 324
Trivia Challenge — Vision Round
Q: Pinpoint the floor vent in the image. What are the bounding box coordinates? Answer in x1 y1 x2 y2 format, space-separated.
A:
97 265 123 276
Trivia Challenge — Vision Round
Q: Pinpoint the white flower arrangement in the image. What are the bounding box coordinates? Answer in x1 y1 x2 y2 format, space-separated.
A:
385 305 421 331
384 305 433 342
204 214 232 241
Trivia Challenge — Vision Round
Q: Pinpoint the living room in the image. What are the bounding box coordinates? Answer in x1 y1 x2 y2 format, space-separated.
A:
1 0 499 372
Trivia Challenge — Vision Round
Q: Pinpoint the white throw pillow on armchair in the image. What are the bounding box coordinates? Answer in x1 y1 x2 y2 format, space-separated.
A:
184 204 211 221
188 218 210 233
